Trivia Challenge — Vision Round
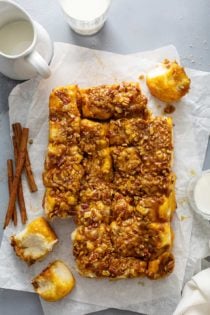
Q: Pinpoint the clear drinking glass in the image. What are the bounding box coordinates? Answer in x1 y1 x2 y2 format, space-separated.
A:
58 0 112 35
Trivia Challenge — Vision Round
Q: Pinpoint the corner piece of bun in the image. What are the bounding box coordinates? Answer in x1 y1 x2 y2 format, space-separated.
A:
11 217 58 265
32 260 75 301
146 59 190 103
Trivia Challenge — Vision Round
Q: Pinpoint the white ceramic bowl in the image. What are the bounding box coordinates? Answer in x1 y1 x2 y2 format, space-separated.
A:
187 170 210 220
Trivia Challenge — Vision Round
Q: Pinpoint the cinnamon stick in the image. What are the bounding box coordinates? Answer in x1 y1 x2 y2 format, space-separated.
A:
7 160 17 226
4 128 29 229
12 123 37 192
12 136 27 225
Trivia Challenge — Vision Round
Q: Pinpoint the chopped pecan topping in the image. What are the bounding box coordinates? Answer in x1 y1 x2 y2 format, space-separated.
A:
44 83 176 278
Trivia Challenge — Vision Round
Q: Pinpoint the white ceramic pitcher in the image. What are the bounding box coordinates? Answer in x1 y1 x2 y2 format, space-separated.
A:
0 0 53 80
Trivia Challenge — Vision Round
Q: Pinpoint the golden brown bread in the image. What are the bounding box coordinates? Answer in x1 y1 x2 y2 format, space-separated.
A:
146 60 190 103
11 217 58 265
43 82 176 279
79 82 149 120
32 260 75 301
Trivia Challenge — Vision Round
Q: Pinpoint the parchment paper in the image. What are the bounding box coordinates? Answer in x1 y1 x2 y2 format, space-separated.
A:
0 43 210 315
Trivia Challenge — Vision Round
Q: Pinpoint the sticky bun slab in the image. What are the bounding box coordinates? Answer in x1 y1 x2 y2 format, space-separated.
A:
43 82 176 280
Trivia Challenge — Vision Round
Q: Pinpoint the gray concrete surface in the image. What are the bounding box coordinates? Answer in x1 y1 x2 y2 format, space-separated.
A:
0 0 210 314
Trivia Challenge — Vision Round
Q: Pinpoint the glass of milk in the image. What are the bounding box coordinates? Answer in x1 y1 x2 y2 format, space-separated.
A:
58 0 112 35
187 170 210 220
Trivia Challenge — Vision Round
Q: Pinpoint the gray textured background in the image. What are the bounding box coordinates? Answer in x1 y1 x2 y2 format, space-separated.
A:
0 0 210 314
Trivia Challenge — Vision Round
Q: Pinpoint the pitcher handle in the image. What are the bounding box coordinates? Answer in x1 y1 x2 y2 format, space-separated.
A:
25 50 51 79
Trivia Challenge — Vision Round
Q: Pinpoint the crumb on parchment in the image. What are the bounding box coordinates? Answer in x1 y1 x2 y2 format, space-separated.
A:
180 215 189 221
190 169 196 176
164 104 176 114
138 281 145 286
178 197 188 206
